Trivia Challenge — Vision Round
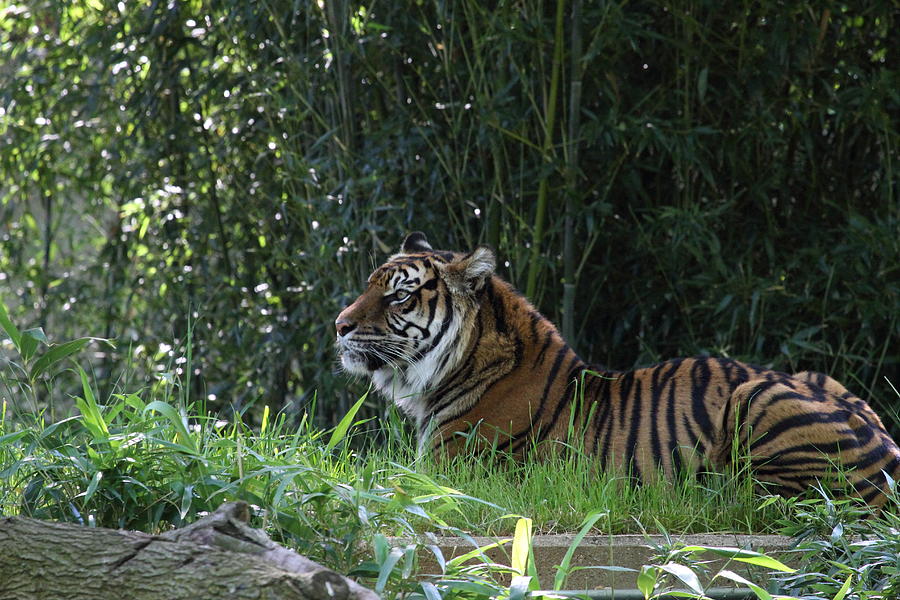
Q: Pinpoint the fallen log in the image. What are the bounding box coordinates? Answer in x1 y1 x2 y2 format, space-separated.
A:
0 501 380 600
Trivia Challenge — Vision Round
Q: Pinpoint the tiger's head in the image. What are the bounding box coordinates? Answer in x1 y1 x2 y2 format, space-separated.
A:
335 232 495 415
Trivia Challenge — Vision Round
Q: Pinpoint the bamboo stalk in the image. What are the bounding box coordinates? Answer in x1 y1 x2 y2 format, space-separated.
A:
525 0 566 301
562 0 583 345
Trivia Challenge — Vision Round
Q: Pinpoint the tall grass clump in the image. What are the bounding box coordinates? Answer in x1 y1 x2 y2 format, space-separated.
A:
0 308 487 573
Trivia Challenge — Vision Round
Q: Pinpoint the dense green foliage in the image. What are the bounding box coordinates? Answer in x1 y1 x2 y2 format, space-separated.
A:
1 1 897 432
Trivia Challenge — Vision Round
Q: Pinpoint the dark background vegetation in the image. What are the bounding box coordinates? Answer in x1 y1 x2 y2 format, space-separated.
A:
2 0 897 433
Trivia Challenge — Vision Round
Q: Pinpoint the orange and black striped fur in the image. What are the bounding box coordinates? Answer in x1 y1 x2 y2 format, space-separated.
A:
335 232 900 507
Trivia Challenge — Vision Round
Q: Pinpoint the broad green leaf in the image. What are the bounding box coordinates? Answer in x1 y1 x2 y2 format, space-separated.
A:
832 574 852 600
657 562 703 595
20 328 46 362
0 430 29 446
637 566 658 599
120 393 146 411
0 302 21 351
420 582 441 600
446 538 510 569
676 546 795 573
401 544 416 579
698 67 709 102
272 472 297 505
75 367 110 441
439 580 500 597
179 483 194 520
260 404 270 435
375 547 403 593
84 470 103 503
509 576 532 600
373 533 389 563
30 337 105 380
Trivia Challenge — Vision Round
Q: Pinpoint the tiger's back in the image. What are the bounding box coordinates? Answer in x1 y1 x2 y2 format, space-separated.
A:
335 233 900 507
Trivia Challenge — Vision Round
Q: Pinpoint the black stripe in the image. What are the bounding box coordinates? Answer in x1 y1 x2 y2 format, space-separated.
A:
682 413 702 454
750 410 861 451
617 372 636 429
690 359 714 436
534 330 554 368
590 375 613 457
666 378 684 474
532 361 585 447
598 376 618 467
653 360 681 471
624 375 644 482
486 280 508 335
528 311 542 342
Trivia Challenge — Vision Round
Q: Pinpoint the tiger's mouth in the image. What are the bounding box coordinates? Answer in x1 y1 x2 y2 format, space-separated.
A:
336 334 404 375
339 346 388 374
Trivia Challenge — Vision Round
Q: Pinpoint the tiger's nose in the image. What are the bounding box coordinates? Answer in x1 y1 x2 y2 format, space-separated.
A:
335 317 356 337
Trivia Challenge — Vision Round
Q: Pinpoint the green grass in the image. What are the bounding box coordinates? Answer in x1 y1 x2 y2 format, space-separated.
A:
370 431 784 536
3 309 900 599
0 304 858 546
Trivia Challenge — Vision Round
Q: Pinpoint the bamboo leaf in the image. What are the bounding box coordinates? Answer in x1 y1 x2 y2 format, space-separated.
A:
19 328 46 362
375 547 403 593
0 302 22 351
75 367 110 441
657 562 704 595
30 337 107 381
677 546 795 573
637 566 658 599
831 574 852 600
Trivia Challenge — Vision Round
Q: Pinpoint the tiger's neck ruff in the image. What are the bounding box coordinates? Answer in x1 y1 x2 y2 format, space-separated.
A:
336 233 900 506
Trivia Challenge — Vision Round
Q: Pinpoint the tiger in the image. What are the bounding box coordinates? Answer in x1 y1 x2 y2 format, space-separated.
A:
335 232 900 507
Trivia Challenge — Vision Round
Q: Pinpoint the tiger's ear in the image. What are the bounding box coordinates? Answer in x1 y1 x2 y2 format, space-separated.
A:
401 231 433 253
444 246 496 293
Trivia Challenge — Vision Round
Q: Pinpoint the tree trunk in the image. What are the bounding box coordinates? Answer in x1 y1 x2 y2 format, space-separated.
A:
0 502 380 600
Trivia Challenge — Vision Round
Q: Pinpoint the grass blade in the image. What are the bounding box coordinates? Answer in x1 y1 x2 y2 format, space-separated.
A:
553 510 607 590
325 387 369 453
144 400 198 455
75 367 110 441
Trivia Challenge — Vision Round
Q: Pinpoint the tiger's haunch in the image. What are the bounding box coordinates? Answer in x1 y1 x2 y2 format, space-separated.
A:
335 232 900 507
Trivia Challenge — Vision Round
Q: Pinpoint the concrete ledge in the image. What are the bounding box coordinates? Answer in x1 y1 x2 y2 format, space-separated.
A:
390 533 796 590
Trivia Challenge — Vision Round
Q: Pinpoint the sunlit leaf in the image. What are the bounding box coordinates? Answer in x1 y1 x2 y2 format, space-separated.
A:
511 517 533 577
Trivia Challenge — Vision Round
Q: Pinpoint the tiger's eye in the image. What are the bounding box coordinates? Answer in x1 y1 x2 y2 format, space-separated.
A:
394 289 410 301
